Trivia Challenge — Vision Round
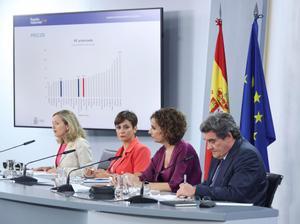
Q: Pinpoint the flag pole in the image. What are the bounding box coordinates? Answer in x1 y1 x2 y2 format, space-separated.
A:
253 3 264 19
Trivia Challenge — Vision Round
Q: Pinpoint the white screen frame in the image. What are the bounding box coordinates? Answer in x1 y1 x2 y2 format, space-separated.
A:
13 8 163 131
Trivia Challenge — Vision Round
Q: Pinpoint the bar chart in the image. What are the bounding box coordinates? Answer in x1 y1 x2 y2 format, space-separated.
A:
47 53 122 111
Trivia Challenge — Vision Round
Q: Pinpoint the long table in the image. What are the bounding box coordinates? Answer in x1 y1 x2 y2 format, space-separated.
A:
0 181 278 224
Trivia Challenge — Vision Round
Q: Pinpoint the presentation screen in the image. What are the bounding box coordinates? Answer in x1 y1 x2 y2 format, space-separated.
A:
14 8 162 131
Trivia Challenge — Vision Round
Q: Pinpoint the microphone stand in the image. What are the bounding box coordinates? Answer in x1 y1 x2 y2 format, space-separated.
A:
12 149 76 185
0 140 35 153
126 155 194 204
125 181 158 203
54 155 122 193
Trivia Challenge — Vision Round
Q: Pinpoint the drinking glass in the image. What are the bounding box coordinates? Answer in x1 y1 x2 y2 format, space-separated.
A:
122 174 130 196
14 162 23 171
114 175 125 200
7 160 15 170
2 161 8 170
55 168 67 187
143 182 151 196
2 162 8 178
4 160 16 178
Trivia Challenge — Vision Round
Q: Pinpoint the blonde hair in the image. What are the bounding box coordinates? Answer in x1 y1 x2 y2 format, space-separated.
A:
52 110 86 143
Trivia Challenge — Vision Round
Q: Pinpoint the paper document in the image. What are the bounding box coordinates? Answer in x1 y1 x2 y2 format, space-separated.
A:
72 184 91 193
33 171 56 180
150 194 193 202
83 178 110 184
215 201 253 206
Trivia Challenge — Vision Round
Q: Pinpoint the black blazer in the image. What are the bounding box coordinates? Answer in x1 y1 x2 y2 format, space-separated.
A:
195 137 267 206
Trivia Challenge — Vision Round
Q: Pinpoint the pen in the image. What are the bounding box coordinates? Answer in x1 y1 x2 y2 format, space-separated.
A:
183 174 187 184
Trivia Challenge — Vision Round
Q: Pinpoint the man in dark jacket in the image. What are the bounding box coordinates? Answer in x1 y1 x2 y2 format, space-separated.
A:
177 112 267 206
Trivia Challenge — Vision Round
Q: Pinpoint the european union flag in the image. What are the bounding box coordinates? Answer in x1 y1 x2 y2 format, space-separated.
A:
240 18 276 172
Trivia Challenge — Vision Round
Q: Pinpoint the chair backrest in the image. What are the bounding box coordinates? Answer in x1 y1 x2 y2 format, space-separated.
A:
97 149 118 170
265 172 283 208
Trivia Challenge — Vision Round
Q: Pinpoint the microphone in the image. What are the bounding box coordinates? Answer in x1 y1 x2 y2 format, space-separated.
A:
54 155 122 192
126 155 194 204
12 149 76 185
0 140 35 153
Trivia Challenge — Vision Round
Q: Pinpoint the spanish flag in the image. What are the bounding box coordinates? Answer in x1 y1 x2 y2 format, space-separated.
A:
204 18 230 180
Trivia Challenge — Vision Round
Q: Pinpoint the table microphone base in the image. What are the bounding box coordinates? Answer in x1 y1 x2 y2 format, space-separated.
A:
53 184 74 192
126 195 158 204
12 175 38 185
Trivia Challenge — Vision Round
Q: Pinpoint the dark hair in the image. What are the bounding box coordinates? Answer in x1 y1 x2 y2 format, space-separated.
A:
114 110 138 128
151 107 187 145
200 112 241 139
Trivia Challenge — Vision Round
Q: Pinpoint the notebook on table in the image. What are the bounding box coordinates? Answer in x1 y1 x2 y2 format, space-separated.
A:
159 200 197 207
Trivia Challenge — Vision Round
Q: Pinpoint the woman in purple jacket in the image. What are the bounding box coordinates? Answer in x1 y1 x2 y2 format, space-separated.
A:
139 108 202 192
